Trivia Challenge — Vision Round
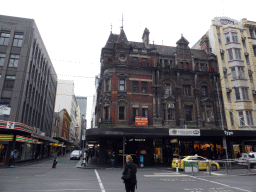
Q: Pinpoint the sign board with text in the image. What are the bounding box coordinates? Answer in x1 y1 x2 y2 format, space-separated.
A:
135 117 148 126
169 129 200 136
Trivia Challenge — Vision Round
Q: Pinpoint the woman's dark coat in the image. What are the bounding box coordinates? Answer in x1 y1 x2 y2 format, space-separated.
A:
122 162 137 183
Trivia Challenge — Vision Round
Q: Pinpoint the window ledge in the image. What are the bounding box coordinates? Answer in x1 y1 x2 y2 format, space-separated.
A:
225 42 240 45
228 59 243 62
235 100 251 103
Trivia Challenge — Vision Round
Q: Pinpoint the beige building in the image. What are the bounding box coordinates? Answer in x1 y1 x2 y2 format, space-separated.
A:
193 17 256 131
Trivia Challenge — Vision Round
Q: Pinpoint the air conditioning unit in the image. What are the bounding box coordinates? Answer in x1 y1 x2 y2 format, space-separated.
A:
168 104 174 108
36 128 41 134
220 49 225 53
248 70 253 76
244 52 249 56
252 90 256 95
226 88 232 93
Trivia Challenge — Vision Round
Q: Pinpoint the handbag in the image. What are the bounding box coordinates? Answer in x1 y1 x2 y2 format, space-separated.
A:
121 168 131 180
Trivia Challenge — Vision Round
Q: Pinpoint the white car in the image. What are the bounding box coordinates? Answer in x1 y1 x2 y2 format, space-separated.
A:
70 150 82 160
237 152 256 168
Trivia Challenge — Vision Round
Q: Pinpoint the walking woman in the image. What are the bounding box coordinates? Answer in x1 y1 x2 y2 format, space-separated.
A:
122 155 137 192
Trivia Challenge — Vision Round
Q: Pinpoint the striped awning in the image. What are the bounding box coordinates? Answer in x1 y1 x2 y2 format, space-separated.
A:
16 135 39 144
0 134 14 141
0 120 33 133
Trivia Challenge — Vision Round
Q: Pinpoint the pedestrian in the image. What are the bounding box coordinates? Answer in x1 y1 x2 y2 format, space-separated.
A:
52 153 58 168
86 149 89 164
90 150 93 159
139 155 144 168
121 155 137 192
9 150 16 167
111 151 116 168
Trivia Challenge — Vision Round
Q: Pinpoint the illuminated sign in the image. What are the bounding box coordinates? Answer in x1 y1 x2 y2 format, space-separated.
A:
135 117 148 126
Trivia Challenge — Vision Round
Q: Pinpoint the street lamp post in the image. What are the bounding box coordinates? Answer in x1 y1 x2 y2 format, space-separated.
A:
216 74 230 160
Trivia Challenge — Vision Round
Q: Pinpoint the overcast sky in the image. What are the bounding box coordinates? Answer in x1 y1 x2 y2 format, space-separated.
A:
1 0 256 128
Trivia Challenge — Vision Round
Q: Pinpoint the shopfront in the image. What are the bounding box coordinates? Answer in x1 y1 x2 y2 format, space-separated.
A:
86 127 256 166
0 120 59 165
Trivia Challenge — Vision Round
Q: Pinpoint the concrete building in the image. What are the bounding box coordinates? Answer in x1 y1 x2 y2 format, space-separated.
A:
54 80 80 147
192 17 256 155
0 15 58 165
91 75 100 129
76 96 87 146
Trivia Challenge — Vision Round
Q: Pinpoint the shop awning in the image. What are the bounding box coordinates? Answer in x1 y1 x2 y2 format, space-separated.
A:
0 120 59 143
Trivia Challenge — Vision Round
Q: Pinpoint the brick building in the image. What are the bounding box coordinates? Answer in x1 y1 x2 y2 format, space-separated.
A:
87 26 229 166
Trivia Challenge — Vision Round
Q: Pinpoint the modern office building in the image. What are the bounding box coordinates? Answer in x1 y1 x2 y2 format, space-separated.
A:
54 79 80 147
0 15 58 165
76 96 87 146
192 17 256 155
87 25 230 166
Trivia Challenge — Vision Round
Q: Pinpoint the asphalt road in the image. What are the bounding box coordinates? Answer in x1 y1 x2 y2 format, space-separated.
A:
0 155 255 192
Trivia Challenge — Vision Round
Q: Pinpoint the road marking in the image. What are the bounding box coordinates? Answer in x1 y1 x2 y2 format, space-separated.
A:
144 172 188 177
10 189 100 191
210 172 225 176
94 169 106 192
35 175 45 176
144 174 188 177
187 175 251 192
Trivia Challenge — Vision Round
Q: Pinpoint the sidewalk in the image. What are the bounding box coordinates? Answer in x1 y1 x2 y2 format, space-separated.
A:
0 156 53 169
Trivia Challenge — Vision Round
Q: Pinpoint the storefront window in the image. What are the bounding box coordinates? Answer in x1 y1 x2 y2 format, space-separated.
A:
194 142 219 159
154 139 163 163
245 145 253 153
233 144 241 158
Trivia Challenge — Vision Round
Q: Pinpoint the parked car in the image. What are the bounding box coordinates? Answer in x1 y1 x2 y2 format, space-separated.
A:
70 150 82 160
172 155 220 171
237 152 256 168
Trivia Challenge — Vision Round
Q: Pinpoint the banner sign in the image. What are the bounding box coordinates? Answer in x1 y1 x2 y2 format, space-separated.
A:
169 129 200 136
135 117 148 126
0 105 11 116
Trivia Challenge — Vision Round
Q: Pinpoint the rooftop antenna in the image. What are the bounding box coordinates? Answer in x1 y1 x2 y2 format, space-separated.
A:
110 23 112 34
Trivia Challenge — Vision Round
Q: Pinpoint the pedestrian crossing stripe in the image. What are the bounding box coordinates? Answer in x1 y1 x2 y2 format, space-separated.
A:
144 172 188 177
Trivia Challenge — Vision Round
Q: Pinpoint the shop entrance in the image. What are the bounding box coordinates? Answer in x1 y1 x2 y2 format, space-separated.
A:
0 144 7 163
154 139 163 164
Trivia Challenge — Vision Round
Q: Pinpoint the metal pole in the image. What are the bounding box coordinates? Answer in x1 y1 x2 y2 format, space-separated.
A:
123 136 125 169
216 77 229 162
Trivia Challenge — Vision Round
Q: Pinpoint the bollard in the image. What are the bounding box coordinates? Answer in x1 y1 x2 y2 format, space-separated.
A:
247 160 251 173
225 161 228 175
191 162 194 176
207 161 211 175
176 160 179 173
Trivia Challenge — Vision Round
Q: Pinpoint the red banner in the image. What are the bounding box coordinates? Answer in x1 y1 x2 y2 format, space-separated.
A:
135 117 148 126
